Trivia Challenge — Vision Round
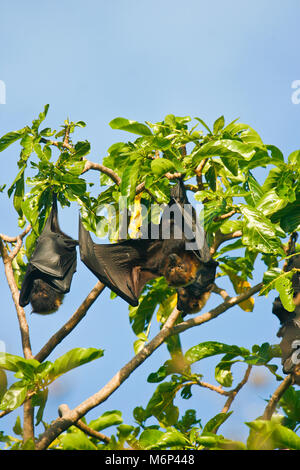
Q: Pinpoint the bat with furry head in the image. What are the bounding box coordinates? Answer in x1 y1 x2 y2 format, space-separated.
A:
79 180 214 307
19 194 78 314
176 258 218 315
272 235 300 382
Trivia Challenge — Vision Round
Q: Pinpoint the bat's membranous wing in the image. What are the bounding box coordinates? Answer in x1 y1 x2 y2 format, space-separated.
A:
79 218 156 306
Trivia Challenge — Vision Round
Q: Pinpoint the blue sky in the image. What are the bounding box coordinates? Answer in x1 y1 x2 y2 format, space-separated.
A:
0 0 300 445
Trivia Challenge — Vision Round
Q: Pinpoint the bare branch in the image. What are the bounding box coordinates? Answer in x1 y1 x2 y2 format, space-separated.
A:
262 374 293 421
0 225 31 245
212 283 231 302
82 159 121 185
35 281 105 363
170 283 262 336
213 210 237 222
58 404 110 444
0 239 32 360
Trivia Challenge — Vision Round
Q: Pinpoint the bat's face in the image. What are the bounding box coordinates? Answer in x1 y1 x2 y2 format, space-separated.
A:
162 252 201 288
177 288 211 314
29 279 64 315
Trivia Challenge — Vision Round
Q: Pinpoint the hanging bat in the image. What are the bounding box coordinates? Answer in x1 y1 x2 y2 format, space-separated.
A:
177 258 218 315
272 235 300 382
19 194 78 314
79 180 212 307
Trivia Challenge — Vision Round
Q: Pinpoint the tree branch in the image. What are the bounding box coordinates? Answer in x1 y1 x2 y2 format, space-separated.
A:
170 283 262 336
262 374 293 421
35 282 262 449
210 230 242 255
0 239 32 360
35 307 182 450
58 404 110 444
221 365 252 414
35 281 105 363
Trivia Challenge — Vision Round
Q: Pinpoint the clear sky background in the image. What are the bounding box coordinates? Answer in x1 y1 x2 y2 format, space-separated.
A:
0 0 300 445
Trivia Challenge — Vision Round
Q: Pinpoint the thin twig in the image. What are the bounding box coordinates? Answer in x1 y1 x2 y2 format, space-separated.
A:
221 365 252 414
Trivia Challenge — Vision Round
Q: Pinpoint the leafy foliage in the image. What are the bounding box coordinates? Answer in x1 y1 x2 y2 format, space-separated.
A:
1 107 300 450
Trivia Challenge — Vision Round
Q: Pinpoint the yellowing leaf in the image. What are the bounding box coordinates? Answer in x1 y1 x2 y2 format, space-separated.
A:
223 267 255 312
129 193 143 238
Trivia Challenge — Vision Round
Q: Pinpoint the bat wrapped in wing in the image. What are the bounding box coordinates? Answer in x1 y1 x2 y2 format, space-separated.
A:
272 237 300 382
19 194 78 314
79 180 216 307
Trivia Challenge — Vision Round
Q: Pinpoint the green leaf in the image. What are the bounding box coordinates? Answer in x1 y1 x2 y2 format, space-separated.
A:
0 128 28 152
13 416 23 436
110 117 152 136
224 121 265 148
256 189 287 216
148 429 189 449
139 429 164 449
195 117 212 134
0 352 39 372
151 158 176 177
60 428 98 450
215 361 234 387
246 419 300 450
197 432 246 450
213 115 225 134
50 348 104 380
288 150 300 165
89 410 123 431
31 104 49 133
145 382 179 427
275 272 295 312
240 205 285 256
244 172 264 206
193 139 256 166
32 388 48 426
0 381 29 411
185 341 249 364
203 412 233 434
0 370 7 401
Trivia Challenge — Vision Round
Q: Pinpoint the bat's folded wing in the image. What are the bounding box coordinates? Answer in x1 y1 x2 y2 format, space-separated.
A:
79 218 148 306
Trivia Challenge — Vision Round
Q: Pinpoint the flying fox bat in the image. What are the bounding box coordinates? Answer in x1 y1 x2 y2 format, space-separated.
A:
79 180 213 307
19 194 78 314
177 257 218 315
272 235 300 382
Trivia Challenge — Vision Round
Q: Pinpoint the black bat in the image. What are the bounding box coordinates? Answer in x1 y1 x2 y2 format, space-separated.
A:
176 257 218 315
79 180 212 307
272 237 300 382
19 194 78 314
